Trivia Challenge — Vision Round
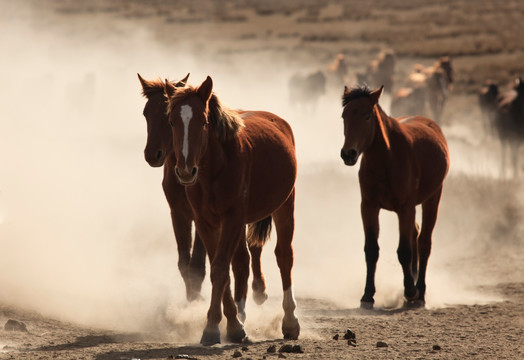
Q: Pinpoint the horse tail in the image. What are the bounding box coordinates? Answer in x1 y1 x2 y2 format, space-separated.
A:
247 216 272 248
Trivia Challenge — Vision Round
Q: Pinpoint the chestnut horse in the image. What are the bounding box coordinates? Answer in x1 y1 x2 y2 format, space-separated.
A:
165 76 299 345
340 86 449 308
138 74 268 319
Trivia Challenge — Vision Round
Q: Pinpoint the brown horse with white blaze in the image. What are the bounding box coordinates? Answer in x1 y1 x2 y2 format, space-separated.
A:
138 74 269 320
165 76 299 345
340 85 449 308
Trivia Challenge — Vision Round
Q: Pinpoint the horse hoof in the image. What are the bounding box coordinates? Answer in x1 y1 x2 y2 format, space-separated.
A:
253 290 268 305
226 328 247 343
282 319 300 340
405 299 425 309
404 287 419 302
200 330 221 346
360 301 374 310
187 291 204 302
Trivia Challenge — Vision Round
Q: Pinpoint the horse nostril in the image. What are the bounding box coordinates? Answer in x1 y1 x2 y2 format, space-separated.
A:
191 167 198 177
155 150 163 161
340 149 349 161
348 149 358 159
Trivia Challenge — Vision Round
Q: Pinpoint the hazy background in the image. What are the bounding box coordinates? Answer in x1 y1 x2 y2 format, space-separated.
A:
1 0 523 343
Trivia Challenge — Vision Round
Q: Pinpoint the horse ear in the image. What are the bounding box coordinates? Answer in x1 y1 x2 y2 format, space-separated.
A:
175 73 190 88
138 73 153 96
370 85 384 104
344 85 350 94
197 76 213 103
164 79 176 98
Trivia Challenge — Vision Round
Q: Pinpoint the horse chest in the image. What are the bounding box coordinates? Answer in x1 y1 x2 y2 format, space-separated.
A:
359 165 417 211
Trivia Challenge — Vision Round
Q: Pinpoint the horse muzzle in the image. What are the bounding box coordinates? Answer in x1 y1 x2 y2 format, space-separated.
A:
144 149 165 168
340 148 359 166
175 166 199 186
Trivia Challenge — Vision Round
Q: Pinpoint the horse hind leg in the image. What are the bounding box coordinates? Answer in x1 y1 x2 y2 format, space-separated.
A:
272 190 300 340
249 245 268 305
231 231 250 323
416 186 443 304
411 221 420 282
396 207 418 302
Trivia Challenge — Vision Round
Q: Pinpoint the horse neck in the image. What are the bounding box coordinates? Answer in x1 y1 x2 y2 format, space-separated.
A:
369 105 396 151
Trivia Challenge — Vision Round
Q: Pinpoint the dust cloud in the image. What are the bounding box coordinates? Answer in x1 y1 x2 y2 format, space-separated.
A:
0 1 522 343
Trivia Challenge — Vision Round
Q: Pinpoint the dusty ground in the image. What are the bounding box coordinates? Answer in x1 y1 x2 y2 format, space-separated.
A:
1 0 524 359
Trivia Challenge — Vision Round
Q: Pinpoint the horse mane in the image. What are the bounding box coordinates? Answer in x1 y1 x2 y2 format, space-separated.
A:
167 86 245 142
141 78 165 98
342 86 372 106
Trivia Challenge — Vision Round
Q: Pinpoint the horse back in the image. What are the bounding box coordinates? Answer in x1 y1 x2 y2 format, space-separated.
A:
399 116 449 201
239 111 297 221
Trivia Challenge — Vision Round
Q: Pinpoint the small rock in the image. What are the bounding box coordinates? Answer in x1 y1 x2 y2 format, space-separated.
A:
267 345 277 353
4 320 28 332
348 339 357 347
232 350 242 358
241 346 249 352
279 344 294 353
343 328 356 340
433 345 441 351
376 341 388 348
332 334 339 340
278 354 286 359
292 345 304 353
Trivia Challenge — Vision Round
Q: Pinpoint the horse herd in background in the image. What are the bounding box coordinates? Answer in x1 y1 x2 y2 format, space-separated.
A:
137 48 456 344
290 49 524 178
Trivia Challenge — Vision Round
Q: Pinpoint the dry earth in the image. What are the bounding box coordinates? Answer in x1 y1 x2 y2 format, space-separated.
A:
1 1 524 359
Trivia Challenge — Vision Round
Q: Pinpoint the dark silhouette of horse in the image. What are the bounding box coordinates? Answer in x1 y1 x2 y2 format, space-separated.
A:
401 57 454 124
478 80 499 137
165 76 299 345
356 49 396 95
340 85 449 308
138 74 268 319
326 53 350 87
390 86 426 118
492 77 524 178
288 70 326 112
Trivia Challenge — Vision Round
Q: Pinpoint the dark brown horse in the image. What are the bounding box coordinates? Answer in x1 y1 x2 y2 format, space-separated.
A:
478 80 499 137
138 74 268 319
493 77 524 178
165 76 299 345
340 86 449 308
288 70 326 112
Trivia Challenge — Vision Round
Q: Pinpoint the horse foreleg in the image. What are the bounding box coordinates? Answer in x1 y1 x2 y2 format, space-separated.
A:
360 201 380 308
273 190 300 340
200 217 245 346
397 206 418 302
416 187 443 304
170 210 196 302
188 230 206 301
249 244 268 305
231 231 250 323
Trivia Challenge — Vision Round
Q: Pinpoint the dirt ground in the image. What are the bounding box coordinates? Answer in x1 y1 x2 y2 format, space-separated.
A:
1 0 524 359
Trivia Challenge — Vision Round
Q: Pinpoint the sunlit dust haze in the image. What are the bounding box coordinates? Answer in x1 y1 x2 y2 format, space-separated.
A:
1 1 523 344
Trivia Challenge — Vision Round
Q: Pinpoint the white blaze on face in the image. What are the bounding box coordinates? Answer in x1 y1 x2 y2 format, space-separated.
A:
180 104 193 167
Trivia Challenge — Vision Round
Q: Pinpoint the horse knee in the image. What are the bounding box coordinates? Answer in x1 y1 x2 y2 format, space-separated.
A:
364 241 379 263
397 243 412 266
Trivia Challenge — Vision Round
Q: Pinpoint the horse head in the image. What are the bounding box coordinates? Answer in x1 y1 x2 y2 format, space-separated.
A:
138 73 189 167
165 76 213 185
340 85 384 166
